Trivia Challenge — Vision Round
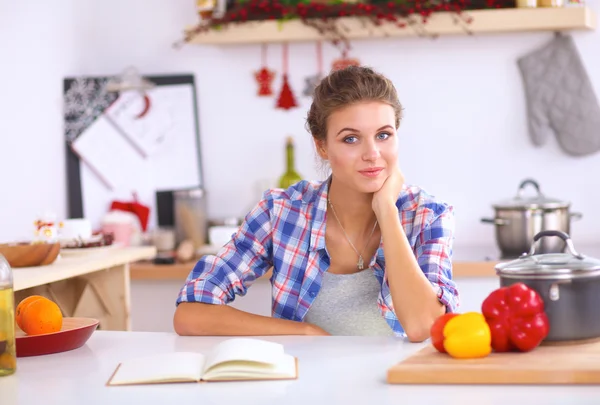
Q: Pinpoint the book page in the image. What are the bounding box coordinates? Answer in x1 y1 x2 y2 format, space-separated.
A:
204 338 286 373
202 354 297 381
108 352 205 386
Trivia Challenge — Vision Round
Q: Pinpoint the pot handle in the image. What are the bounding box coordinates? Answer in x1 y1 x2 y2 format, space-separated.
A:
481 218 509 225
549 279 572 301
527 230 584 259
517 178 543 199
570 212 583 220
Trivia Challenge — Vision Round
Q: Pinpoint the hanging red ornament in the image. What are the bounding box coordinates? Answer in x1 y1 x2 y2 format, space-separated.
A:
332 48 360 71
276 43 298 110
254 44 275 97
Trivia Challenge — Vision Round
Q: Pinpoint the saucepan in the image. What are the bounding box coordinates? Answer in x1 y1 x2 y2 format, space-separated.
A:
481 178 582 257
494 230 600 342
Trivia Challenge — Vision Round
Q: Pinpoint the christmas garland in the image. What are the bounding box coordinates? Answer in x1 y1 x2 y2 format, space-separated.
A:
183 0 516 46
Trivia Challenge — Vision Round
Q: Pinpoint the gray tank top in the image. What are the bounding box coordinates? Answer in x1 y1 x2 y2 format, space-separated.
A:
304 269 395 336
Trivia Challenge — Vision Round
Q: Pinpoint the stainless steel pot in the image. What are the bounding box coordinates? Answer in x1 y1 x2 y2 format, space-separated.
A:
495 230 600 342
481 179 582 257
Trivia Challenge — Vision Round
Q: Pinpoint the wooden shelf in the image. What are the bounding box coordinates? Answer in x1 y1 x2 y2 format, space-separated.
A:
187 7 596 45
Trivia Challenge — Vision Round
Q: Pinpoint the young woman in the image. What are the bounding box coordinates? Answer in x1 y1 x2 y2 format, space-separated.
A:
173 66 459 342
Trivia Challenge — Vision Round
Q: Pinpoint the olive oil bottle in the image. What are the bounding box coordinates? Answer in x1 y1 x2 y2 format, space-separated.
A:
0 255 16 376
278 136 303 189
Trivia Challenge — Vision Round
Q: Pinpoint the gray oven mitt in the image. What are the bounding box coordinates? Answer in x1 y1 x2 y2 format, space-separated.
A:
517 33 600 157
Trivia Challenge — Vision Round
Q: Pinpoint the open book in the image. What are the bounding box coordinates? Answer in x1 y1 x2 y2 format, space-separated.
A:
106 338 298 386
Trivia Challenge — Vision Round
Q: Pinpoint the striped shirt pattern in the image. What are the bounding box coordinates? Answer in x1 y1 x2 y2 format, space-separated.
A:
177 178 459 336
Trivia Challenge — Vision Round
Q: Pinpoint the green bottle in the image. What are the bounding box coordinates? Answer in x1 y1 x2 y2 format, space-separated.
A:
278 136 303 189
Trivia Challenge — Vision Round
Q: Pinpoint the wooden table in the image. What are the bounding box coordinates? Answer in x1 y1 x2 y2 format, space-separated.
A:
1 332 598 405
13 246 156 331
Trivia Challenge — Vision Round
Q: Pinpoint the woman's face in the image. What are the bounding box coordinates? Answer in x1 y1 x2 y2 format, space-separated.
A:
316 101 398 194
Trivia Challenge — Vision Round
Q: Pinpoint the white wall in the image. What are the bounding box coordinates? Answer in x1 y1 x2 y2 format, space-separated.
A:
2 0 600 250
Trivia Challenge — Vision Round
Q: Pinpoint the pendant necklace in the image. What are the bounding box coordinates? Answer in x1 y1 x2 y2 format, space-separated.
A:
328 198 378 270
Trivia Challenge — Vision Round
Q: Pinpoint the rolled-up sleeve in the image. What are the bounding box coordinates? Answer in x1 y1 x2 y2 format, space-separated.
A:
414 203 459 313
176 195 274 306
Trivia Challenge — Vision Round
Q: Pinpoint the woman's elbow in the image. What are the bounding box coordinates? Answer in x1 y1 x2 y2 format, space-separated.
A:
403 312 441 343
173 304 190 336
173 302 207 336
404 327 431 343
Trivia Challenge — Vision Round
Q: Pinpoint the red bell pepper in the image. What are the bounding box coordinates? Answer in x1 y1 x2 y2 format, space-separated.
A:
481 282 550 352
430 313 458 353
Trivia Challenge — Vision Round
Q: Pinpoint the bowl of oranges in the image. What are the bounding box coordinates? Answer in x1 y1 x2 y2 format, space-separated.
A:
15 295 99 357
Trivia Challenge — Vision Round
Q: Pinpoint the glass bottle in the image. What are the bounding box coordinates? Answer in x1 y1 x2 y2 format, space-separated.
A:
0 254 16 376
278 136 303 189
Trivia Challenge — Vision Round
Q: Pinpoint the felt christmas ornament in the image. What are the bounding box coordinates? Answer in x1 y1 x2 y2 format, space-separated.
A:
109 192 150 232
276 43 298 110
276 75 297 110
518 32 600 157
303 41 324 97
254 44 276 97
332 49 360 71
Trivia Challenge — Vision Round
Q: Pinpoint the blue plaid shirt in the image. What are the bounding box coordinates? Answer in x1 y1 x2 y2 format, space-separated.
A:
176 178 459 336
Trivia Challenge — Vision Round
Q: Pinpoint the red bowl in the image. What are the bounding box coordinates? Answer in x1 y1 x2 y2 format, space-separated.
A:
16 317 99 357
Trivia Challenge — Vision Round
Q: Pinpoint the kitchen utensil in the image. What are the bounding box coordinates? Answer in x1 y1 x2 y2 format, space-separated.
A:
58 218 93 241
16 317 99 357
0 243 60 268
101 210 141 247
495 230 600 342
209 225 239 247
481 178 582 257
101 222 133 247
109 193 150 232
174 187 207 250
153 228 176 253
387 340 600 385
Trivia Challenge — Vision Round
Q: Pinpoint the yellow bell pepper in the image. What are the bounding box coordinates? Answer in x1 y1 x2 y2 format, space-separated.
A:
442 312 492 359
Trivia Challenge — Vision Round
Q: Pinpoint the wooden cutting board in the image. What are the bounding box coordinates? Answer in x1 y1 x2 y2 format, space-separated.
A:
387 340 600 385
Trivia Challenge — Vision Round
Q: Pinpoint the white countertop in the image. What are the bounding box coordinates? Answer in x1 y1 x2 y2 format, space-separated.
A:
1 331 598 405
12 246 157 291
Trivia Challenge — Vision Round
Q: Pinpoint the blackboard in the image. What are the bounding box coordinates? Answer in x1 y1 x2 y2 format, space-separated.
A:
64 74 204 231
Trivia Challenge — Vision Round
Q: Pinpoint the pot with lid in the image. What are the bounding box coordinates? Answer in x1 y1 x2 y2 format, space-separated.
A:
481 178 582 257
495 230 600 342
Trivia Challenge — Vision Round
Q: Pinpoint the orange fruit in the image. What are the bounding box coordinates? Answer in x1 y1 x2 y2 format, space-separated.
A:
20 298 63 336
15 295 45 330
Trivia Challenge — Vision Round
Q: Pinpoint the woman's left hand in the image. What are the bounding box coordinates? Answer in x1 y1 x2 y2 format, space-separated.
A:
372 165 405 216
